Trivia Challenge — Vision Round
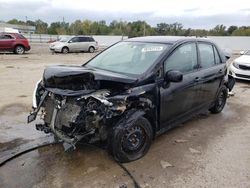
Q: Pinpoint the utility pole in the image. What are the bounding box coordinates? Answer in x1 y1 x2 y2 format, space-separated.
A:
143 21 146 36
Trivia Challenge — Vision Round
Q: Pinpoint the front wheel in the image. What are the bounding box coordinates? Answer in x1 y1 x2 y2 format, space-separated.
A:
108 115 153 163
209 85 228 114
62 47 69 54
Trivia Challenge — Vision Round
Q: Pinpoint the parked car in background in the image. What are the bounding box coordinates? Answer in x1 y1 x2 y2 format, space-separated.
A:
28 36 234 162
229 50 250 80
49 36 98 53
0 32 30 54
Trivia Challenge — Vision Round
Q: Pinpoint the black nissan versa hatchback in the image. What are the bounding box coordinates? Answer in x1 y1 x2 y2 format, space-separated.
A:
28 36 235 162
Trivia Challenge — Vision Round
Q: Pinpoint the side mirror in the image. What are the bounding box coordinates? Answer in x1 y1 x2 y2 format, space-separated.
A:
165 70 183 82
68 40 72 43
240 51 245 55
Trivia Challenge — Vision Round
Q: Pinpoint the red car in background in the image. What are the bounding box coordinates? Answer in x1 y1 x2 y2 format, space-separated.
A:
0 32 30 54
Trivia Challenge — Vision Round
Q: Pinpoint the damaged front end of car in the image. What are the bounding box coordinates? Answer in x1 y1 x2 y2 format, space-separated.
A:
28 65 156 151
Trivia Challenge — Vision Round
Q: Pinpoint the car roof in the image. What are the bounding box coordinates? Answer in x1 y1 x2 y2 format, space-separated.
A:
0 32 18 35
125 36 213 45
73 35 93 38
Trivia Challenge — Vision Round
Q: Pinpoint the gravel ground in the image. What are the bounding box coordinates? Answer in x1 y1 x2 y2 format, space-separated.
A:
0 43 249 188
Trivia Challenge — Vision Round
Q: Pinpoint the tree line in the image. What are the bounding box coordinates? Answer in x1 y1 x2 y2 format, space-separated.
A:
6 19 250 37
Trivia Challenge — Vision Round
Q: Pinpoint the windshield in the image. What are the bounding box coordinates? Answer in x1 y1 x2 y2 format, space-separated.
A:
59 37 70 42
86 41 169 75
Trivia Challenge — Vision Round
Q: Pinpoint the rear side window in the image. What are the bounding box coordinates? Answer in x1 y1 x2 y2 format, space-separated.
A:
198 43 215 68
88 37 95 42
213 46 221 64
18 34 26 39
79 37 88 42
164 43 198 74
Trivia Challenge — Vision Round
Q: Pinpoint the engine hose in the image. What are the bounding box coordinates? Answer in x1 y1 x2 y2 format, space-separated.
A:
0 142 141 188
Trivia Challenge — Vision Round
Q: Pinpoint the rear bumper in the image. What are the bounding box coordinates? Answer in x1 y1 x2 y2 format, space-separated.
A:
229 64 250 81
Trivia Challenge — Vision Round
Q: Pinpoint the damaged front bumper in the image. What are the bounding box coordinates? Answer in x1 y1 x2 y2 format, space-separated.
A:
27 86 126 149
28 90 48 123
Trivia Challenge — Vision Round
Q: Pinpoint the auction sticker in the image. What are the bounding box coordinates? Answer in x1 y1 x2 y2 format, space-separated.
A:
142 46 163 52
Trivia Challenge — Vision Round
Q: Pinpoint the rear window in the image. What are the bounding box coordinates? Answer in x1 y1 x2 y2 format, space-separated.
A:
18 34 27 39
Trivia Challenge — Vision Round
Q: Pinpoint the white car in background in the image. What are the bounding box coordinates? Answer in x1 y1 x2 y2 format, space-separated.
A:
229 50 250 81
49 36 98 53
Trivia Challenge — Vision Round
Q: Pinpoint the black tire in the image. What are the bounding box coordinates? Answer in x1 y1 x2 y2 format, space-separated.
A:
62 47 69 54
14 45 25 54
209 85 228 114
108 115 153 163
88 46 95 53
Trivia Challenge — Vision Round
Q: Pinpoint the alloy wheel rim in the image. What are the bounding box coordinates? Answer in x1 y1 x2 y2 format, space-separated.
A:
63 48 68 53
17 47 24 54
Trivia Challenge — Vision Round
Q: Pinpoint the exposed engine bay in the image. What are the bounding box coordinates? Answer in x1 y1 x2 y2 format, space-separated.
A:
28 65 155 150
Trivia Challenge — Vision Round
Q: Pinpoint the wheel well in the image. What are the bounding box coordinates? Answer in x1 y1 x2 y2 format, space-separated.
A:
62 46 69 51
143 114 157 139
89 46 95 50
14 44 24 50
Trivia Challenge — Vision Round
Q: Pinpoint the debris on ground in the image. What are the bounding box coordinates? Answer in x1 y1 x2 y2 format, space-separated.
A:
5 66 15 68
228 91 235 96
84 166 98 174
174 139 188 143
160 160 173 168
119 184 127 188
189 147 201 154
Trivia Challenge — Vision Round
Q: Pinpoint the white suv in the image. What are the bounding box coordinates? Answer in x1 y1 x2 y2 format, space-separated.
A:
49 36 98 53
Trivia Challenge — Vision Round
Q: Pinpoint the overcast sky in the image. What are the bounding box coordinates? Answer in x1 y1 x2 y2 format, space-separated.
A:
0 0 250 29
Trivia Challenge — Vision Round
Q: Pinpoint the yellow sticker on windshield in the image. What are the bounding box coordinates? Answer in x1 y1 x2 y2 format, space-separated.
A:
142 46 163 52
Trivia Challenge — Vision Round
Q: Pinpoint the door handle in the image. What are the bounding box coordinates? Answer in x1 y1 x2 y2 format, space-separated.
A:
218 69 223 73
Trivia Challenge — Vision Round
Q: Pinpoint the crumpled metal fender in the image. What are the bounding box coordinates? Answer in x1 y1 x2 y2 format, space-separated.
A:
113 109 146 130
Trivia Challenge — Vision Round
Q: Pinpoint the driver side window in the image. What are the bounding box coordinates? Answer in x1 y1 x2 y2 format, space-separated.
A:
164 43 198 74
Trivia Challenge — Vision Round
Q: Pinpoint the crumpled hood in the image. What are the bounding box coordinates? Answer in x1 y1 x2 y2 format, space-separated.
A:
43 65 137 90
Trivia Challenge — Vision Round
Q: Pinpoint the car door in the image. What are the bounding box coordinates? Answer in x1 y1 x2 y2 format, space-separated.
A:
160 42 201 128
79 37 89 51
68 37 80 52
197 42 226 104
0 34 15 50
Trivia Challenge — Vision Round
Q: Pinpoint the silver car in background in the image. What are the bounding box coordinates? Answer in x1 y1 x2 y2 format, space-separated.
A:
49 36 98 53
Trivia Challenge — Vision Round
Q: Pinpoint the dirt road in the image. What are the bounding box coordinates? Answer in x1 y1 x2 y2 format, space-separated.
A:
0 44 249 188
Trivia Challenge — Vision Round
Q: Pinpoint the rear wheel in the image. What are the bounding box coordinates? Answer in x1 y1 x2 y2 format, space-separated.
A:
108 115 153 163
62 47 69 54
14 45 25 54
209 86 228 114
88 46 95 53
